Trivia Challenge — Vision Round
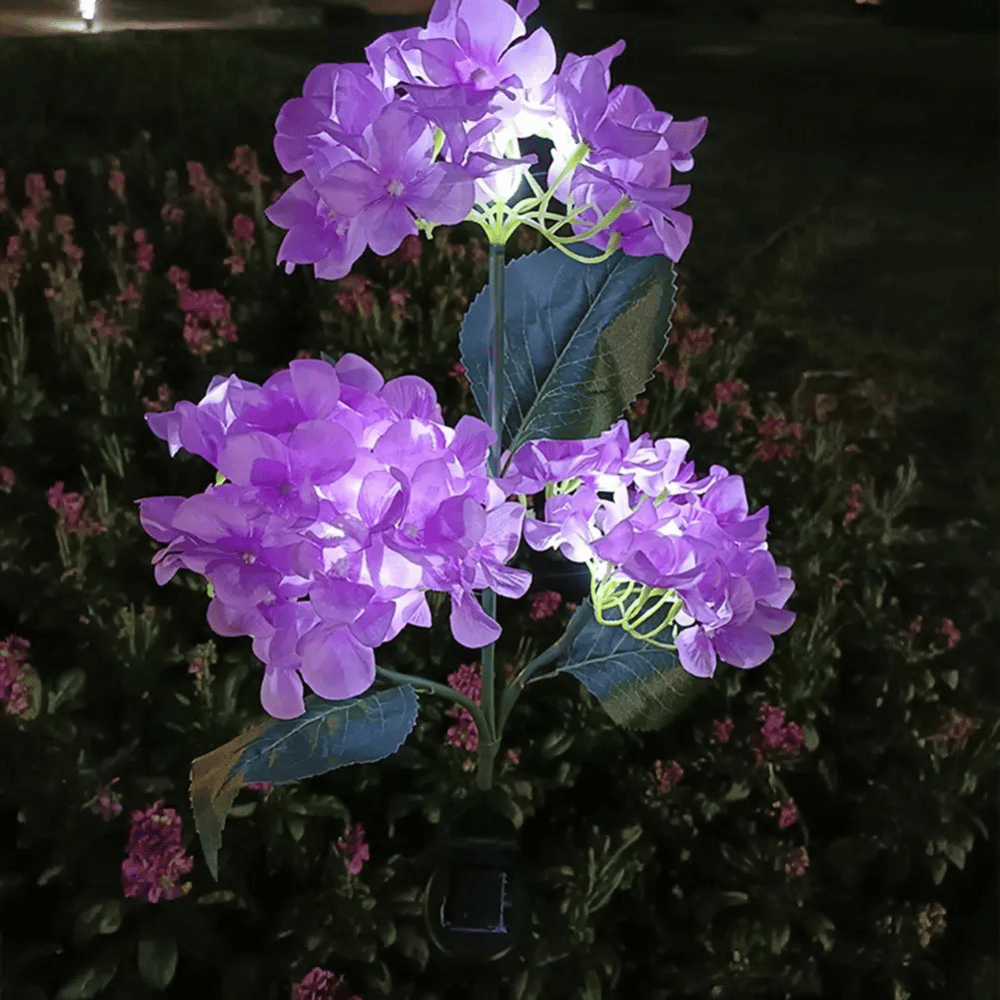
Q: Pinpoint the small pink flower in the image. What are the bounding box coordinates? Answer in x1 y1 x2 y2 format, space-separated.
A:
108 169 126 200
107 223 127 245
335 274 376 318
506 749 520 765
752 704 804 765
228 145 270 187
0 466 14 493
755 440 780 463
186 161 213 196
775 798 798 829
712 718 733 743
678 323 714 358
19 207 39 236
843 483 864 525
653 759 684 791
25 173 48 208
133 228 146 245
388 286 410 318
244 781 274 793
695 407 718 430
631 398 649 418
714 380 745 405
933 708 977 745
907 615 924 635
757 416 786 438
784 846 809 877
53 169 67 185
161 203 184 225
529 590 562 621
117 283 142 307
232 214 255 241
291 967 360 1000
937 618 960 649
53 213 74 235
224 254 245 275
136 243 154 272
166 265 189 290
90 778 123 821
63 242 84 263
333 822 370 876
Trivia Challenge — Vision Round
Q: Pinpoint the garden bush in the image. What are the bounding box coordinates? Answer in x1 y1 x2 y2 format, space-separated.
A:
0 125 997 1000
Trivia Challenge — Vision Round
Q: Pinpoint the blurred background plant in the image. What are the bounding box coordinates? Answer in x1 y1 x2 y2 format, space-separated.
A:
0 14 997 1000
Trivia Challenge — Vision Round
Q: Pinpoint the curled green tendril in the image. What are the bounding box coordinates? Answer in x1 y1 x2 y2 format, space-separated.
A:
591 572 685 650
544 477 583 500
417 139 633 264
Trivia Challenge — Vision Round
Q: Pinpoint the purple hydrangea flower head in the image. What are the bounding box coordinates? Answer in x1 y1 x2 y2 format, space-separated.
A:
504 419 795 679
138 355 530 719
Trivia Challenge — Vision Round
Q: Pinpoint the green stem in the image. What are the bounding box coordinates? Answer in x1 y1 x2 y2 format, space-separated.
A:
496 600 592 735
474 240 508 791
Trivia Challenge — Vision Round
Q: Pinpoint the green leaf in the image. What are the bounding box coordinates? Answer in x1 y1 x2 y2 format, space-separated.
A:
545 599 709 730
394 923 428 969
190 685 419 880
943 842 967 870
48 668 86 713
72 900 122 947
55 958 118 1000
459 244 676 452
929 856 947 884
801 724 820 751
137 935 178 991
722 781 751 802
770 920 791 954
582 968 603 1000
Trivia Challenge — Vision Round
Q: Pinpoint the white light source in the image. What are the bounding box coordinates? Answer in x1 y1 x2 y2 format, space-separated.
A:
80 0 97 27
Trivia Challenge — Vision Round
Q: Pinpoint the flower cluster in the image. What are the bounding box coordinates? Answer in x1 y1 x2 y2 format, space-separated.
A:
48 480 106 537
291 967 362 1000
653 759 684 791
333 822 370 876
502 419 796 679
0 635 32 718
784 845 809 878
773 797 798 829
86 777 124 821
264 0 706 279
136 355 530 718
444 660 483 751
751 704 804 766
121 800 195 904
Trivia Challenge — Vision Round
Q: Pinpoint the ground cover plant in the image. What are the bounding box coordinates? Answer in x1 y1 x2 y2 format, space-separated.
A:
1 14 998 1000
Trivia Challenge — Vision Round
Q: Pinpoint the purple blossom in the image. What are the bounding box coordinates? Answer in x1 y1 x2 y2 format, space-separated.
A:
504 419 796 680
138 355 530 719
264 0 706 275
